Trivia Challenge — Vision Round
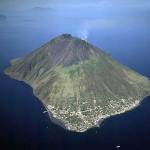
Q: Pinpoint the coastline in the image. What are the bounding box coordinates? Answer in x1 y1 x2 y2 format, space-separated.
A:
35 93 150 132
97 94 150 128
4 70 68 130
41 100 67 130
4 70 150 133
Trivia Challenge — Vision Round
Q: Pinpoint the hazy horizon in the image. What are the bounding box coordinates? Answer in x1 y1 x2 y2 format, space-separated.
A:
0 0 150 75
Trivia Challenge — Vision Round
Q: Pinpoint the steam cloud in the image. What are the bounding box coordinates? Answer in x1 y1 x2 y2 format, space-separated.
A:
78 19 115 41
80 29 89 40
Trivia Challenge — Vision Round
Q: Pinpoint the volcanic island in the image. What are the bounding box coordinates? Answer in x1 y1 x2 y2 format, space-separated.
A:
5 34 150 132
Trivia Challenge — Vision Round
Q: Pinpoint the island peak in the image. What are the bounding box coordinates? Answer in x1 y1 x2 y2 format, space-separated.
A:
5 34 150 132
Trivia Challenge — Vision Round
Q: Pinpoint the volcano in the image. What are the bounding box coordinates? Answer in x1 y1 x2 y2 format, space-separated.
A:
5 34 150 132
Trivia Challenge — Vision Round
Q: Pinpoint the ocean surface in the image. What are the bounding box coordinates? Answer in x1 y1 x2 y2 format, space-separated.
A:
0 8 150 150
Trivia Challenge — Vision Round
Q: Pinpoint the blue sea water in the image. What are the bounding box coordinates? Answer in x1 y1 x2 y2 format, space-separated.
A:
0 8 150 150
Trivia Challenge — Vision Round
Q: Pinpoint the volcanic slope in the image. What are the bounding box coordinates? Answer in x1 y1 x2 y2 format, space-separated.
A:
5 34 150 132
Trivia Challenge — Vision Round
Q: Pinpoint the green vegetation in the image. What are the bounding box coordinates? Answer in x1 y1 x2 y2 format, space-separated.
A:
5 34 150 132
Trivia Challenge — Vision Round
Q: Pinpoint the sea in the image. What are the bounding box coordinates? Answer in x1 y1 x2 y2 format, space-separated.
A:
0 8 150 150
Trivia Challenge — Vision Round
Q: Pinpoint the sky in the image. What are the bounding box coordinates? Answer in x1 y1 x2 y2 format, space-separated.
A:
0 0 150 11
